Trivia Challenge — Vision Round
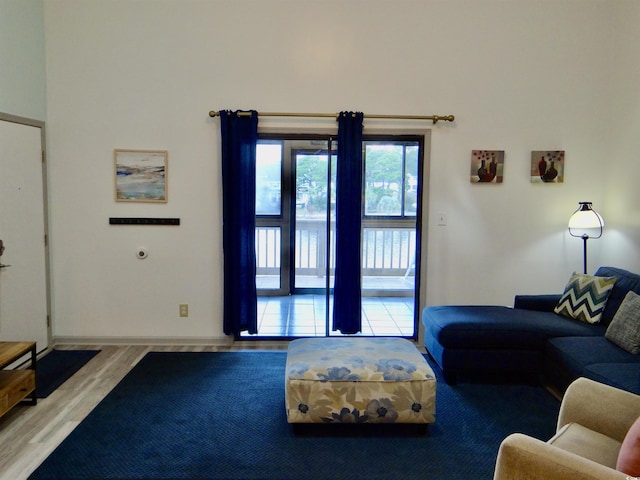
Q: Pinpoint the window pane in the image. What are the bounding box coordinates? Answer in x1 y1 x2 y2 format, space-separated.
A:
256 142 282 215
404 145 418 217
295 153 329 215
294 150 331 290
364 143 404 216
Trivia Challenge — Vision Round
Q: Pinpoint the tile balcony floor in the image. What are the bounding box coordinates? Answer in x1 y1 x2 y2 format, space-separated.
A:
241 294 416 338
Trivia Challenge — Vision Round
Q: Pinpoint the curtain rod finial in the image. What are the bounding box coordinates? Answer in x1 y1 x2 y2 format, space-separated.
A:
432 114 455 124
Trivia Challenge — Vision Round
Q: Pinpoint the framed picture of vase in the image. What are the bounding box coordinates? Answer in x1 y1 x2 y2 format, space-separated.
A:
470 150 504 183
531 150 564 183
114 149 168 202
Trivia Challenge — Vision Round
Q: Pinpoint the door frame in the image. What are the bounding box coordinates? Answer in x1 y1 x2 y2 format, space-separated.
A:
0 112 51 352
253 129 430 340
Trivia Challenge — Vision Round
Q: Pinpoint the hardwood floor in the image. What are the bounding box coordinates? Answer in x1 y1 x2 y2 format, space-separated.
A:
0 343 288 479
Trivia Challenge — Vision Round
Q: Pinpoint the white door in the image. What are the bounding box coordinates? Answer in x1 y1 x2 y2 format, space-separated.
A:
0 115 49 352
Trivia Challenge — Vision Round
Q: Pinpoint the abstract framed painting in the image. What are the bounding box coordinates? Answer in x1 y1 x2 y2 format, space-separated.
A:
470 150 504 183
531 150 564 183
114 149 168 202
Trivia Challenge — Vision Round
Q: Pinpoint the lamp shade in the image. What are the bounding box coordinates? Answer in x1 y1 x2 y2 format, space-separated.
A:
568 202 604 238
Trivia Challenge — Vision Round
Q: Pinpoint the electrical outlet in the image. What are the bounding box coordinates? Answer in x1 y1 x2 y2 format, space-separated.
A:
179 304 189 317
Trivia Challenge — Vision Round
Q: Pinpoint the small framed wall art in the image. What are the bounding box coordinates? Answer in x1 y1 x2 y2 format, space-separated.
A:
114 149 168 202
531 150 564 183
470 150 504 183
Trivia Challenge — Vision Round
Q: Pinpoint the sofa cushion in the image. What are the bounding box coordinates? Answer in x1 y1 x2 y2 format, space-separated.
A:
605 291 640 354
545 336 640 394
547 336 640 372
583 363 640 395
595 266 640 326
423 305 604 350
553 273 616 324
617 416 640 476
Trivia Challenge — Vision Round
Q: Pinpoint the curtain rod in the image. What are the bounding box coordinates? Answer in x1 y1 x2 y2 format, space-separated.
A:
208 110 455 124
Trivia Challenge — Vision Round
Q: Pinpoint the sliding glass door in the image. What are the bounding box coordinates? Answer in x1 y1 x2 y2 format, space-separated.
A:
359 138 420 336
247 133 424 339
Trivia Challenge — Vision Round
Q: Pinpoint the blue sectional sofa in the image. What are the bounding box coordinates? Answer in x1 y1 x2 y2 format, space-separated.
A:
422 266 640 395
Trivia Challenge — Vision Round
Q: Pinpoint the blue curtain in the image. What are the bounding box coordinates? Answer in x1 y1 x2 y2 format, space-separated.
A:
220 110 259 336
333 112 364 334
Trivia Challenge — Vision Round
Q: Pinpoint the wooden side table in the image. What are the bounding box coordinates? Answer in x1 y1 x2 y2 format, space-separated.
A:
0 342 37 418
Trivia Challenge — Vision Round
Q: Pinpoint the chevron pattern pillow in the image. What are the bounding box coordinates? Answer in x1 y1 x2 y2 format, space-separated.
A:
554 273 617 324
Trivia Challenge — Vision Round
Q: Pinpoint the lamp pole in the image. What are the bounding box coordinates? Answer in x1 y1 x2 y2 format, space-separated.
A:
581 234 589 275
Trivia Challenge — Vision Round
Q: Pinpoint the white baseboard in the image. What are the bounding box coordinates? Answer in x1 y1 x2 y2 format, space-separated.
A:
51 335 233 347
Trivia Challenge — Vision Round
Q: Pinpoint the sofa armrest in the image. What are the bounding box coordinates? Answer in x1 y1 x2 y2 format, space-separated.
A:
494 433 628 480
513 294 562 312
558 377 640 443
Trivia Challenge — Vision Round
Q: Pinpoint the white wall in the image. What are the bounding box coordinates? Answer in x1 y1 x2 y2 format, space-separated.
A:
0 0 46 120
605 0 640 268
43 0 639 343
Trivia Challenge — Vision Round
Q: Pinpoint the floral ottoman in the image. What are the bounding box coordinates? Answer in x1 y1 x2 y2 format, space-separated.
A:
285 337 436 425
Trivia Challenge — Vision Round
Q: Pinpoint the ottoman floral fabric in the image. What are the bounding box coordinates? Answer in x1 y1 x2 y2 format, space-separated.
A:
285 337 436 424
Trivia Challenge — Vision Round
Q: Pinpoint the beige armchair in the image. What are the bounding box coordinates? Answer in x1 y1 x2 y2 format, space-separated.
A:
494 377 640 480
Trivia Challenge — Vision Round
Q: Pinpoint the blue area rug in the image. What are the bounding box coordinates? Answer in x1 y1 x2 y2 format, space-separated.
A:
29 351 559 480
37 349 100 398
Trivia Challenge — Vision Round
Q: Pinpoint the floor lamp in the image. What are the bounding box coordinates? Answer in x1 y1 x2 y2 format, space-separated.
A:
568 202 604 274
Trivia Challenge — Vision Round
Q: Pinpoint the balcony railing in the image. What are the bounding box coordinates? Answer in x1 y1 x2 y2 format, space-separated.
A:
256 218 415 280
